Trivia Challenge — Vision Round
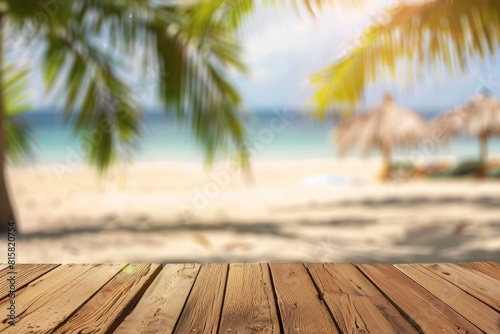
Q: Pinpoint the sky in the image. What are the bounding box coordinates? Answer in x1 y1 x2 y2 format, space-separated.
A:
230 0 500 112
23 0 500 114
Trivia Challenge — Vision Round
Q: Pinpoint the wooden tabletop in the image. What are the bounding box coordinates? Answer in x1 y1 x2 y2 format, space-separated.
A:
0 262 498 333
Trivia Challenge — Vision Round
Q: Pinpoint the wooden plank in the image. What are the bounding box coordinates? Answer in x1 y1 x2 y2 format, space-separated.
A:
114 263 200 334
422 263 500 311
358 264 482 334
53 264 162 334
219 263 280 333
0 264 59 300
308 263 417 333
174 263 228 333
270 264 339 333
396 264 500 333
457 262 500 280
0 264 9 272
0 264 125 334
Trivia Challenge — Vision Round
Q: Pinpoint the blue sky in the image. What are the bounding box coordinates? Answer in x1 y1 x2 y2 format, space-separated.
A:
230 0 500 112
24 0 500 113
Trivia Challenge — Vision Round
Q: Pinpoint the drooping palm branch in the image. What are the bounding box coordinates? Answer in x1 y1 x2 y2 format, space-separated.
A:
3 0 257 173
0 0 261 232
3 0 371 171
3 60 33 164
310 0 500 117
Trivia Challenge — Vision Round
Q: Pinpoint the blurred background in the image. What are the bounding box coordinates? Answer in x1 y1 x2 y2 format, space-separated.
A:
1 0 500 263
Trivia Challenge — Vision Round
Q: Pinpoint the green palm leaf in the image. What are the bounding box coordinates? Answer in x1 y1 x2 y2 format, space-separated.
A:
1 0 367 171
310 0 500 116
2 57 33 164
2 0 255 173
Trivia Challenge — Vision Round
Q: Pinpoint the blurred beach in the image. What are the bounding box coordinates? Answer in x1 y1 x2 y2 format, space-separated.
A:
5 110 500 264
7 155 500 264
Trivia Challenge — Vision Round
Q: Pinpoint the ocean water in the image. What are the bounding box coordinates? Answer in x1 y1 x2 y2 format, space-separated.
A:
13 109 500 166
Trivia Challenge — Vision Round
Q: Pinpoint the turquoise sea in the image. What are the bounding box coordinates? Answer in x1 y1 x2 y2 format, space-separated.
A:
14 108 500 165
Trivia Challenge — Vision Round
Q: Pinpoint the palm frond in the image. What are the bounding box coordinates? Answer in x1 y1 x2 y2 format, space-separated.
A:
310 0 500 116
155 1 249 166
3 0 368 172
4 118 34 165
39 27 141 174
5 0 252 172
266 0 365 15
2 56 34 164
4 62 31 117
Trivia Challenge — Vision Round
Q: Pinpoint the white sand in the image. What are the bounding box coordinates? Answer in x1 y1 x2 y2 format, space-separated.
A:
4 157 500 263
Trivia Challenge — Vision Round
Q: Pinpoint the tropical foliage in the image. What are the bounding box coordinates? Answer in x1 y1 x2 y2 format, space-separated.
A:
310 0 500 117
3 0 261 170
3 60 33 164
2 0 374 167
0 0 258 231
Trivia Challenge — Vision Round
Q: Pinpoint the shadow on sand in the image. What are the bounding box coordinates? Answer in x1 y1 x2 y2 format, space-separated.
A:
273 194 500 212
19 212 500 264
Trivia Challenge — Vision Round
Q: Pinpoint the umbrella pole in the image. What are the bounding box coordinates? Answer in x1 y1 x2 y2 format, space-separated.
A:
380 146 392 181
479 133 488 178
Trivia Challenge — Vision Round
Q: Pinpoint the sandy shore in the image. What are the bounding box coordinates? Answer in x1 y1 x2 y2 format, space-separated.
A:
3 157 500 263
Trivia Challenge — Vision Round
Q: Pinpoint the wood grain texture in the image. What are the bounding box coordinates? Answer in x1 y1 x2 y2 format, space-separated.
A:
457 261 500 280
219 263 280 334
174 263 228 334
0 264 9 273
358 264 482 334
422 262 500 311
0 264 125 334
53 264 162 334
0 264 59 300
270 264 339 334
396 263 500 333
114 263 200 334
308 263 417 334
0 262 495 333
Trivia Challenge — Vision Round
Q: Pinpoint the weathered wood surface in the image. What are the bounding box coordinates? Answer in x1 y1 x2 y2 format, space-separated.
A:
457 261 500 280
307 263 418 333
174 263 228 333
0 264 59 301
395 263 499 333
219 263 280 333
358 264 483 333
0 262 497 333
270 264 338 333
1 264 126 334
54 264 162 334
421 262 500 311
114 263 200 334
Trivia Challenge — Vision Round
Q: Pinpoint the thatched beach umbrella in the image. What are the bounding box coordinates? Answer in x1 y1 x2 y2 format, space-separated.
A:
433 91 500 175
335 94 430 180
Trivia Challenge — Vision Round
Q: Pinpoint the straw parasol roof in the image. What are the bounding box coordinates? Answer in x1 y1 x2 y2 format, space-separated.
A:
433 92 500 140
335 94 430 157
431 107 465 143
432 91 500 176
